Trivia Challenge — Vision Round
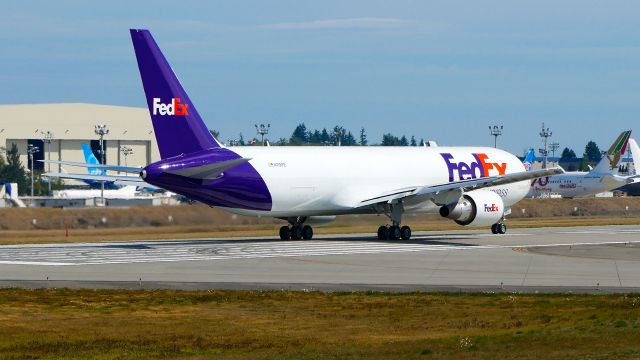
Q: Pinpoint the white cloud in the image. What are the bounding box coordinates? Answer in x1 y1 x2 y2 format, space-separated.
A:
262 17 430 31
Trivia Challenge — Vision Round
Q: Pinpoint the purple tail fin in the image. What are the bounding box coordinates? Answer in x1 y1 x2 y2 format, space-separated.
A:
130 29 220 159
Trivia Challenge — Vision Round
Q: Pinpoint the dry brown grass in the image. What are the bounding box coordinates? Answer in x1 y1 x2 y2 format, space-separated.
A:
0 198 639 245
0 216 638 245
0 288 639 359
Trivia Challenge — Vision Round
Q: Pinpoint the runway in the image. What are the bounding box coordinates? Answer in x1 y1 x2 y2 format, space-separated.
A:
1 225 640 293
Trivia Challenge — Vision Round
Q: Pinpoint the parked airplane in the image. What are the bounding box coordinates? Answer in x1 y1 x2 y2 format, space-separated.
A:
528 131 634 198
522 149 535 171
77 144 120 189
74 29 561 239
54 185 138 200
614 138 640 195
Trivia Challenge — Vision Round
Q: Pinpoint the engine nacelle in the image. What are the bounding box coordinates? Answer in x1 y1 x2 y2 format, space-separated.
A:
439 190 504 227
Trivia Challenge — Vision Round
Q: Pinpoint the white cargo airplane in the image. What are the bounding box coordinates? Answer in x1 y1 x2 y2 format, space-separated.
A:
528 131 636 198
49 29 564 239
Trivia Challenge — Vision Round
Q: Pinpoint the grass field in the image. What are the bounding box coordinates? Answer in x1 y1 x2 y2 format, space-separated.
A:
0 288 639 359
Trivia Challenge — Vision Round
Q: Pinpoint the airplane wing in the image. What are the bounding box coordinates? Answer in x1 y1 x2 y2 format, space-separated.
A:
357 167 564 207
40 160 142 173
43 172 145 183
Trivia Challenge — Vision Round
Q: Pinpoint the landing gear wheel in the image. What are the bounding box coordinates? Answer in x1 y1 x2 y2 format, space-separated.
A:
302 225 314 240
388 225 401 240
279 226 291 240
377 226 389 240
491 224 498 234
498 223 507 234
400 225 412 240
290 225 303 240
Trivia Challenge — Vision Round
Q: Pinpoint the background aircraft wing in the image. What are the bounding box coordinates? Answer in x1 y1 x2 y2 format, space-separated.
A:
40 160 142 173
43 172 144 183
357 167 564 207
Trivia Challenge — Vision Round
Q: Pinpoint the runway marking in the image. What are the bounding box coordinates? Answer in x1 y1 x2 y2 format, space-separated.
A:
0 235 639 266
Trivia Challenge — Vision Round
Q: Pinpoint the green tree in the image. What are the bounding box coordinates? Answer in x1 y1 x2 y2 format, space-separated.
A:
0 144 29 195
583 141 602 163
290 123 308 145
410 136 417 146
209 129 220 139
359 127 367 146
419 138 425 147
309 130 322 144
343 131 357 146
381 133 401 146
320 129 330 144
238 133 245 146
560 147 577 162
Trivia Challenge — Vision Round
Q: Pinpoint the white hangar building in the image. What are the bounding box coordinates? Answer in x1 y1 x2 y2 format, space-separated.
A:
0 103 160 173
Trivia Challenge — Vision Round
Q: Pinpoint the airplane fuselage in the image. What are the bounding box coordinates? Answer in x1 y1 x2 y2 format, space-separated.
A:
528 172 628 198
142 146 530 218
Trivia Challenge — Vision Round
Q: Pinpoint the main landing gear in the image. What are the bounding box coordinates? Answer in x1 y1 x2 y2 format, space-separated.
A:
279 217 314 240
376 202 412 240
377 225 412 240
491 222 507 234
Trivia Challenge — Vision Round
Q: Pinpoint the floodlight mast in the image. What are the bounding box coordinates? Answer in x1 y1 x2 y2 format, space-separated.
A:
539 123 552 169
94 124 109 205
27 144 39 197
41 130 53 195
489 125 503 148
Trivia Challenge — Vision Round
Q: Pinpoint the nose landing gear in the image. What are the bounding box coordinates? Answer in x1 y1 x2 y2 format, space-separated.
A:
491 222 507 234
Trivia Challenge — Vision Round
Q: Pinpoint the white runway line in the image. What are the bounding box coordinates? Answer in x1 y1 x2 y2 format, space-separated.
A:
1 234 639 266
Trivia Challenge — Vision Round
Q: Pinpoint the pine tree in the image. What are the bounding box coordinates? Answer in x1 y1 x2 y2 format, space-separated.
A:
359 127 367 146
410 136 417 146
290 123 308 145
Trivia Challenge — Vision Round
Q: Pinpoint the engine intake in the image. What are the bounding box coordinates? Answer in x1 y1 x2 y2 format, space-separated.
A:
439 190 505 227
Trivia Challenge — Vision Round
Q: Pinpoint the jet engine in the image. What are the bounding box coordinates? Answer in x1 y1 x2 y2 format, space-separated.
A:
439 190 504 227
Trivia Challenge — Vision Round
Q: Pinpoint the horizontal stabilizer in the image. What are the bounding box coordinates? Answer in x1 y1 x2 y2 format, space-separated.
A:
165 158 251 179
40 160 142 173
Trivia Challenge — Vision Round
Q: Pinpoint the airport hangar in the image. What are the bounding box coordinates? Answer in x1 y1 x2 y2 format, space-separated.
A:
0 103 159 173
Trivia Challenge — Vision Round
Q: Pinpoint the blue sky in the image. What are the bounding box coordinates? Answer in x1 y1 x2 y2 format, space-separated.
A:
2 1 640 155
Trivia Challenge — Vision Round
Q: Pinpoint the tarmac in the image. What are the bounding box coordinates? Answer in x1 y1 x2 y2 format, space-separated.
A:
1 225 640 293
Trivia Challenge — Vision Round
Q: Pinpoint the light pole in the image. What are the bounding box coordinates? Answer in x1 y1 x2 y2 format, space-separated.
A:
549 142 560 166
489 125 503 148
120 146 133 167
539 123 552 169
41 131 53 195
27 144 39 197
334 129 343 146
254 124 270 146
94 124 109 205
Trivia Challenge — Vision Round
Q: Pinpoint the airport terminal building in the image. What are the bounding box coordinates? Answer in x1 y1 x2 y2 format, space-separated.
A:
0 103 159 172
